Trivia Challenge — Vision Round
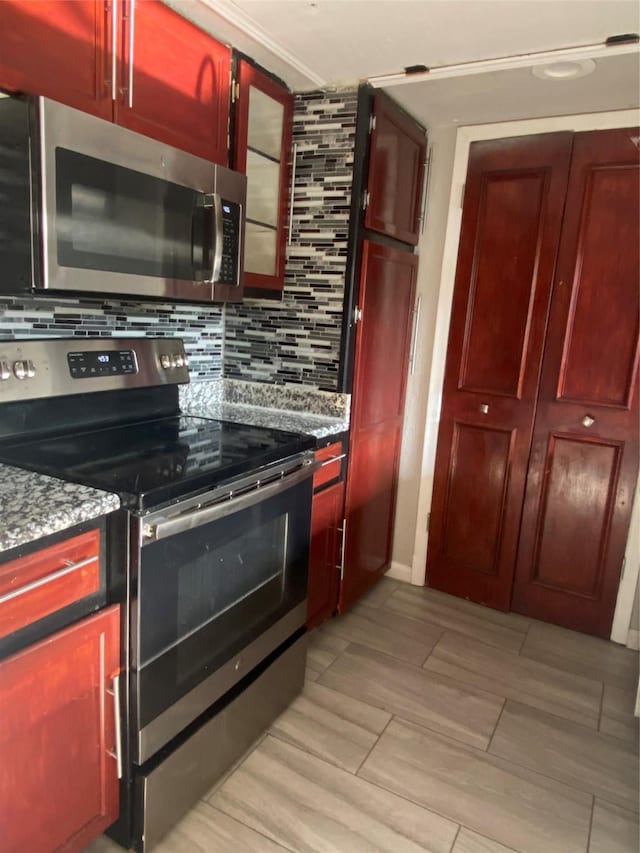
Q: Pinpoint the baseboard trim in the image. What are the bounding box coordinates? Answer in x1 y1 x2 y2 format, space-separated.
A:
386 561 412 583
626 628 640 651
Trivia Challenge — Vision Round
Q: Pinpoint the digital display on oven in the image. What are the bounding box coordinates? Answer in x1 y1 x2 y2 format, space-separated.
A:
67 349 137 378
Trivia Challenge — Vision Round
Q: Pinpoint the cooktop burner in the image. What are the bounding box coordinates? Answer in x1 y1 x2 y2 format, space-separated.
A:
0 415 315 512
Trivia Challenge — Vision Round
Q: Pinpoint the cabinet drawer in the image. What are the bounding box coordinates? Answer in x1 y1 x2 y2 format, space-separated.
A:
0 529 101 640
314 441 346 491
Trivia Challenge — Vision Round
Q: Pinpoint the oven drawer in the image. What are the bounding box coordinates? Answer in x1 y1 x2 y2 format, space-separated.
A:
313 441 346 492
134 633 307 852
0 529 101 641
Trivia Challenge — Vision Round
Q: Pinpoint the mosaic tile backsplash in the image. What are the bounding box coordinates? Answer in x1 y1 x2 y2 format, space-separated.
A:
0 295 224 380
0 89 359 391
224 88 358 392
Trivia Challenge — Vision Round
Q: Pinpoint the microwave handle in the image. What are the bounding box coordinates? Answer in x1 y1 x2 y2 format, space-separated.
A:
202 193 224 285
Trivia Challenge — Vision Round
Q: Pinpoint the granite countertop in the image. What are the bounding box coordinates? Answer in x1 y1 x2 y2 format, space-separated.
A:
187 399 349 440
180 378 351 441
0 464 120 556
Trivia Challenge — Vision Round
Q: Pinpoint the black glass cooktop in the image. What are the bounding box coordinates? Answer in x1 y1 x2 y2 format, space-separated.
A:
0 415 315 512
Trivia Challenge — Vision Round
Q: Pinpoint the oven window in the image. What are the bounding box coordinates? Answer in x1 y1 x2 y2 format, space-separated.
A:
137 476 310 728
55 147 209 280
142 512 287 668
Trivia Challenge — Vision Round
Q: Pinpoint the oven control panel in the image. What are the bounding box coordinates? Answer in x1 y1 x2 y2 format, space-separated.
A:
68 349 137 379
0 338 189 403
218 199 241 286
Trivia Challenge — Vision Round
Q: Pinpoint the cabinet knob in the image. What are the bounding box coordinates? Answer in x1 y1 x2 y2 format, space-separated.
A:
480 403 489 414
581 415 595 428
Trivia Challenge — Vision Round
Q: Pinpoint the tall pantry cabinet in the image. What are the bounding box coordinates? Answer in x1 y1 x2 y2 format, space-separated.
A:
339 90 426 612
427 127 639 638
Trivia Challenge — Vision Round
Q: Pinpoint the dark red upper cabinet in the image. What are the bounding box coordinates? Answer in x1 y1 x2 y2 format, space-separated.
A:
0 0 114 120
0 1 231 164
233 58 293 294
365 92 426 245
114 0 231 164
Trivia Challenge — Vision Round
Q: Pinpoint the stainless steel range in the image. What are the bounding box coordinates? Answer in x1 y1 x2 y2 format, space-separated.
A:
0 338 315 850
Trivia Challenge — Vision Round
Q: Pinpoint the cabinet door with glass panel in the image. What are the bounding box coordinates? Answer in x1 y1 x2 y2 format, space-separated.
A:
233 58 293 296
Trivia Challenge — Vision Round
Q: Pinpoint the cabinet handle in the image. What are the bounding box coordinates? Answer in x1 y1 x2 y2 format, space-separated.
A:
582 415 595 428
338 518 347 581
0 555 98 605
110 0 118 101
409 295 422 376
106 674 123 780
319 453 346 468
127 0 136 108
419 146 432 235
288 143 298 246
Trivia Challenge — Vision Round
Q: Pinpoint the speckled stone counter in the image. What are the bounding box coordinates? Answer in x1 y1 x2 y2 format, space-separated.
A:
180 379 350 441
0 464 120 555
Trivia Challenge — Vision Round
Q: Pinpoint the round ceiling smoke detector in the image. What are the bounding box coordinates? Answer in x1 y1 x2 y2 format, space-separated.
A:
532 59 596 80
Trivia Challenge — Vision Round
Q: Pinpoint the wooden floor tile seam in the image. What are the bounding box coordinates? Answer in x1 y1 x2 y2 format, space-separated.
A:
353 739 593 853
449 824 462 853
369 712 604 809
203 802 297 853
585 796 596 853
485 698 508 753
424 631 605 731
591 793 640 818
351 757 481 843
213 733 462 853
353 714 395 777
429 626 606 698
489 702 638 814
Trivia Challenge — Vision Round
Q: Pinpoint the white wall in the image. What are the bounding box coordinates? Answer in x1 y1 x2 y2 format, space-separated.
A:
390 108 640 644
388 124 458 583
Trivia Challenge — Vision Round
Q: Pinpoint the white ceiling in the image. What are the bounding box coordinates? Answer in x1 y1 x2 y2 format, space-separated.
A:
171 0 640 127
389 51 640 126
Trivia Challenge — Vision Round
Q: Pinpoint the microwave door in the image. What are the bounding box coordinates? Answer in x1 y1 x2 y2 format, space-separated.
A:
37 100 218 302
48 148 214 301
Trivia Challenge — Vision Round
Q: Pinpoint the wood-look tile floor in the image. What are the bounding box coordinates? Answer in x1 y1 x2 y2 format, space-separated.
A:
87 579 640 853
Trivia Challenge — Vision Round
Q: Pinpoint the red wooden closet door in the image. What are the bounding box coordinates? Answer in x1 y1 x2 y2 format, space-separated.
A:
426 133 573 609
512 127 640 636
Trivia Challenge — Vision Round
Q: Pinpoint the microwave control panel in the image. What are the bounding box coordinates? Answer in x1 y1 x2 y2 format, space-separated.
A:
218 199 241 286
68 349 137 379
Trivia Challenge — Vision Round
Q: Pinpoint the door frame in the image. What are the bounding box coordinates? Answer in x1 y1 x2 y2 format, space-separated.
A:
406 107 640 644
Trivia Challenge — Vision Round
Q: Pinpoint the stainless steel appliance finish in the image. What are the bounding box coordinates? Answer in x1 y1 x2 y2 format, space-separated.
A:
135 602 306 764
136 634 307 852
0 338 189 403
0 338 313 851
0 96 246 303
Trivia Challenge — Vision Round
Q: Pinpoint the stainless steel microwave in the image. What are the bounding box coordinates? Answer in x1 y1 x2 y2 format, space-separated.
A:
0 96 246 303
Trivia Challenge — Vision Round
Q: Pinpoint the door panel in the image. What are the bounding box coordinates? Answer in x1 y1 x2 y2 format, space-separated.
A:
532 434 621 595
460 171 548 397
233 59 293 293
427 133 574 609
307 481 344 629
115 0 230 165
442 423 514 576
0 606 120 852
341 242 417 610
0 0 113 120
512 127 640 636
558 164 640 407
365 93 426 245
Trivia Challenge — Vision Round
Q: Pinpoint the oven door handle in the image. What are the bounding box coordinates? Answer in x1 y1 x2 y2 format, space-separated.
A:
143 461 317 543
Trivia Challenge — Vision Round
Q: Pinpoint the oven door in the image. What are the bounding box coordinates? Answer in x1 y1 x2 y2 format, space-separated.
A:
131 460 313 764
37 98 227 302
